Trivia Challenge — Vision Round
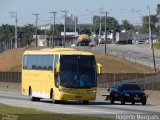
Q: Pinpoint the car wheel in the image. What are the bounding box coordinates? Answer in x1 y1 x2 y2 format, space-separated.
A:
142 100 146 105
110 97 115 104
121 97 125 105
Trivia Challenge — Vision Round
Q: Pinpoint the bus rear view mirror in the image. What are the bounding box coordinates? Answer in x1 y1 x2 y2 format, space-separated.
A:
97 63 102 75
56 63 60 74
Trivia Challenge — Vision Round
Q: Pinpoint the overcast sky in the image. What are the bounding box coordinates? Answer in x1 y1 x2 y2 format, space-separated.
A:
0 0 159 26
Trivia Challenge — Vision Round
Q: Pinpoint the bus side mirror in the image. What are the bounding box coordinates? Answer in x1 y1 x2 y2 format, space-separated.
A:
56 63 60 74
97 63 102 75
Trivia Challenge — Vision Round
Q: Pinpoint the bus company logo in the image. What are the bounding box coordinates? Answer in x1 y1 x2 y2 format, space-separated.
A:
2 114 18 120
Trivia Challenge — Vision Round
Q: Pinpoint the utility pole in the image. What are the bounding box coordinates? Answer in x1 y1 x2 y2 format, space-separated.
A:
86 10 94 34
32 13 39 47
74 16 77 36
99 8 103 38
9 12 18 49
50 11 57 48
100 11 108 54
148 5 156 72
148 6 152 49
60 10 68 48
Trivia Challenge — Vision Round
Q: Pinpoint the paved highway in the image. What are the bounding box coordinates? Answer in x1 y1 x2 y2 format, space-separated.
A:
90 44 160 69
0 91 160 118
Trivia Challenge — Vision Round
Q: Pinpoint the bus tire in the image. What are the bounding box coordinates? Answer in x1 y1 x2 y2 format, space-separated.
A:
29 87 40 101
52 99 59 104
82 100 89 105
50 89 53 99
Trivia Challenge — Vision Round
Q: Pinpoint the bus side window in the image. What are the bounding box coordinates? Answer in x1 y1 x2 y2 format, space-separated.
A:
42 66 47 70
48 66 53 70
32 65 36 70
23 55 27 69
37 66 41 70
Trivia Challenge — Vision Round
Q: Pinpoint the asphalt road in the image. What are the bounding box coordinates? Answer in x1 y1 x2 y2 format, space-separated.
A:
90 44 160 69
0 91 160 118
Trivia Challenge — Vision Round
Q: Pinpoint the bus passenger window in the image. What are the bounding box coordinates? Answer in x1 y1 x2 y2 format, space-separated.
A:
32 65 36 70
48 66 53 70
37 66 41 70
42 66 47 70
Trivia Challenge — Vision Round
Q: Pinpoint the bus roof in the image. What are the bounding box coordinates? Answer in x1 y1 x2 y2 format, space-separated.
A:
23 48 94 56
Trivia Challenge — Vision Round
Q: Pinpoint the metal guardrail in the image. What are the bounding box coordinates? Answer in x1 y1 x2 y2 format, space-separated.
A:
0 72 21 83
0 72 159 90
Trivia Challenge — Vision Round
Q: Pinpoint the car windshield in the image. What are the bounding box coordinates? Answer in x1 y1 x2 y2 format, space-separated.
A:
60 55 96 88
122 84 141 91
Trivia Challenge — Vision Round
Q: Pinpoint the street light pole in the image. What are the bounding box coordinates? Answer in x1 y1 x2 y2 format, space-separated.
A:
74 16 77 36
60 10 68 48
86 10 94 34
9 12 18 49
50 11 57 48
99 8 103 37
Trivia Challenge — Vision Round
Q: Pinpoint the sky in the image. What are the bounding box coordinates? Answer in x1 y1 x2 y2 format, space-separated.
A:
0 0 159 26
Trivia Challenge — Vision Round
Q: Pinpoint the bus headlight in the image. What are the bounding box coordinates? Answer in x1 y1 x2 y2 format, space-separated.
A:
88 90 96 94
59 89 68 93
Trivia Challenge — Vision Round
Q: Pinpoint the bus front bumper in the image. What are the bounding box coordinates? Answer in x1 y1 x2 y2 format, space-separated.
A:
55 92 96 101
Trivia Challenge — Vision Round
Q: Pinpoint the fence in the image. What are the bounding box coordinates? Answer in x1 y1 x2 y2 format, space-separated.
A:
76 45 160 72
98 73 160 91
0 72 21 83
0 72 159 91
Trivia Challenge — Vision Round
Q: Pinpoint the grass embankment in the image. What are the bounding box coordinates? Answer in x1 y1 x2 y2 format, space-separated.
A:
0 103 111 120
94 51 153 73
0 46 153 73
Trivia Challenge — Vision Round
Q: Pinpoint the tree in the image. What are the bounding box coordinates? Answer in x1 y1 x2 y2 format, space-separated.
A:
141 15 158 33
157 4 160 15
120 20 134 31
93 16 120 35
19 24 35 47
0 24 14 50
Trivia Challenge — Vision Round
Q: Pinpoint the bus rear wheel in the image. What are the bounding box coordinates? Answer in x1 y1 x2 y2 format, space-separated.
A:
82 100 89 104
29 88 40 101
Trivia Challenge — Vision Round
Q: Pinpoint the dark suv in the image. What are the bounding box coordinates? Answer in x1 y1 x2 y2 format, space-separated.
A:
109 83 147 105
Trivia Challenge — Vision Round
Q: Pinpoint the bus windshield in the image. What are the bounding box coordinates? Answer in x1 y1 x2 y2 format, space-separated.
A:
60 55 96 88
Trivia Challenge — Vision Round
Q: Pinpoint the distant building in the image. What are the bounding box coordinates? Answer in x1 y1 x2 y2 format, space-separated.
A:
66 15 78 25
39 24 52 30
93 15 106 24
33 35 48 46
61 32 78 36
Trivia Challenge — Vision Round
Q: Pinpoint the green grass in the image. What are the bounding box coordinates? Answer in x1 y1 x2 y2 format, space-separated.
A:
0 103 112 120
154 42 160 49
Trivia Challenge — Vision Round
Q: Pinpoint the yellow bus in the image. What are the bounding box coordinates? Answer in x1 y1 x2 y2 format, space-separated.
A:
22 48 102 104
